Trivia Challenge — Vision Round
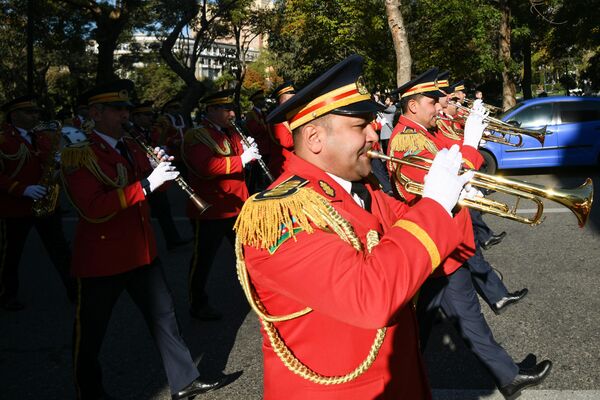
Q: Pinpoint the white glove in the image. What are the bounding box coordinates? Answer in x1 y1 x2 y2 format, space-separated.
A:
146 162 180 192
463 106 489 148
473 99 484 109
459 184 483 202
422 145 475 215
241 146 261 167
241 137 257 151
23 185 47 200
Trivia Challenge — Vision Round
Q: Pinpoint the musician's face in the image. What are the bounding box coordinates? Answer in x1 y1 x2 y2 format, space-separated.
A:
206 105 235 129
410 96 438 128
11 108 40 130
90 104 130 138
309 113 378 181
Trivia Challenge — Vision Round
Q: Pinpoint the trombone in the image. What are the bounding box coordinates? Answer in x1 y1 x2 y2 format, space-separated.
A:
449 100 548 146
436 116 526 147
464 98 503 115
368 150 593 227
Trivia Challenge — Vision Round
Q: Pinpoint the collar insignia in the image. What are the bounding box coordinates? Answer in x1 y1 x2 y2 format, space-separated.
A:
319 180 335 197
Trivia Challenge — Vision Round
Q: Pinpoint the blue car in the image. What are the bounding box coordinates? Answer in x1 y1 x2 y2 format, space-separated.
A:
478 96 600 173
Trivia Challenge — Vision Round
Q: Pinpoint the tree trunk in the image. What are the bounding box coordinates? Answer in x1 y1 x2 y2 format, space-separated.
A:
385 0 411 86
94 11 127 83
499 0 516 110
522 37 532 99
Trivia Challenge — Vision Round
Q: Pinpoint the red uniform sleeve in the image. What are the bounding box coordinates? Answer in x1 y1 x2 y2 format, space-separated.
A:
272 122 294 149
245 198 462 329
62 167 146 219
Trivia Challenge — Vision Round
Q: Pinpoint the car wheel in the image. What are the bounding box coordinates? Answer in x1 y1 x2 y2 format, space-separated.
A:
479 150 497 174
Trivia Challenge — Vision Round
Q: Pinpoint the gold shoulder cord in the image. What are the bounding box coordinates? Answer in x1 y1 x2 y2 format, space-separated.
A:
0 143 31 179
182 128 231 179
235 188 387 385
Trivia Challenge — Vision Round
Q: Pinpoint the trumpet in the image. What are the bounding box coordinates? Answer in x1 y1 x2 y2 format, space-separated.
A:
229 118 275 183
449 101 548 146
437 116 528 147
368 150 593 227
464 98 503 114
122 123 211 214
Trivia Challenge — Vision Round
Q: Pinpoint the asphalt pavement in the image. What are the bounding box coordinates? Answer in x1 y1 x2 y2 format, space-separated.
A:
1 166 599 400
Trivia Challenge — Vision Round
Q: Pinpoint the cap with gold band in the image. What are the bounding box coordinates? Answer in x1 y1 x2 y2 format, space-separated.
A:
1 95 42 114
391 67 446 99
452 80 465 92
83 79 135 107
267 54 384 130
272 81 296 99
202 90 234 109
132 100 154 114
436 70 450 93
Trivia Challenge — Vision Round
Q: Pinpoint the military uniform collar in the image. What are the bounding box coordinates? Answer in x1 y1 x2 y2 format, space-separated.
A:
94 129 120 150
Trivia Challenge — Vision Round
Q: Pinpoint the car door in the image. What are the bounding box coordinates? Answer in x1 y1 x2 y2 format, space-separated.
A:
500 102 558 168
555 100 600 166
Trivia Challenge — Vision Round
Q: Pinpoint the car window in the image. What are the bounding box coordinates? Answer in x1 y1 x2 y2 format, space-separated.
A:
509 103 553 128
558 101 600 124
499 103 525 120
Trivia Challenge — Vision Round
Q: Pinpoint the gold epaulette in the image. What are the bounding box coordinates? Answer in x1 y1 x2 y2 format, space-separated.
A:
389 128 438 156
436 119 462 141
184 126 231 156
60 141 97 174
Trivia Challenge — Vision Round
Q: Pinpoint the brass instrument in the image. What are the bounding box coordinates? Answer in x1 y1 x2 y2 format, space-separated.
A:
450 101 548 146
436 116 525 147
229 119 275 183
122 123 211 214
464 98 503 114
32 120 63 217
368 150 593 227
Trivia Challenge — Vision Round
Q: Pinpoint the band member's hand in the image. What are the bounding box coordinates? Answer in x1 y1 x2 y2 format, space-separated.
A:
23 185 48 200
423 145 474 215
463 106 489 148
241 146 261 167
241 136 258 151
147 162 179 192
148 146 174 167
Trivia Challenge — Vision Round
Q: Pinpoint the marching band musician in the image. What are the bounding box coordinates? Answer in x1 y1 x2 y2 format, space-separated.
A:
0 95 75 310
437 81 528 315
60 80 224 400
234 54 476 399
387 68 552 398
182 90 260 321
268 81 296 177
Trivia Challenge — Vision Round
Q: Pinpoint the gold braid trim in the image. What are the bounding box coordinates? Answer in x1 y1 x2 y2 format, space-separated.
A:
0 143 30 179
234 187 386 384
61 144 127 189
436 119 462 141
184 127 231 156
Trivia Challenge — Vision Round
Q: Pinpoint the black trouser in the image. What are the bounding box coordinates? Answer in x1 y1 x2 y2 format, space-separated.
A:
148 190 184 247
417 266 518 387
468 209 509 307
470 209 494 246
188 217 236 310
73 260 199 400
0 213 75 303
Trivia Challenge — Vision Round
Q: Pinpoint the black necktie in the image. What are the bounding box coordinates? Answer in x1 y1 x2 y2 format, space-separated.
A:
351 181 372 212
115 140 132 166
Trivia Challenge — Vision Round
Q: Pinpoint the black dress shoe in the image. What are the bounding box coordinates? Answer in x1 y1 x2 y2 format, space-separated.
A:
172 376 226 399
189 304 222 321
491 288 528 315
500 359 552 399
482 231 507 250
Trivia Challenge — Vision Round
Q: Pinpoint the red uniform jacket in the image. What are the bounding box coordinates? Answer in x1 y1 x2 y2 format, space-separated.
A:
61 131 157 278
245 108 272 158
241 153 467 400
268 121 294 177
387 115 482 276
182 119 248 220
151 114 186 160
0 125 54 217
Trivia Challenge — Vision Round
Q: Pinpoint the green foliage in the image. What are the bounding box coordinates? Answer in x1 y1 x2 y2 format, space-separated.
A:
267 0 396 90
128 62 186 107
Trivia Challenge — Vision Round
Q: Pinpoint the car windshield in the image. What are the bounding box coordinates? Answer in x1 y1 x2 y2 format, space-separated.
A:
499 103 525 120
507 103 553 128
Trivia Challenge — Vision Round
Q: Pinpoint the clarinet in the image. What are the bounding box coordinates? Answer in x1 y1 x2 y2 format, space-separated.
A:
122 123 211 214
229 119 275 183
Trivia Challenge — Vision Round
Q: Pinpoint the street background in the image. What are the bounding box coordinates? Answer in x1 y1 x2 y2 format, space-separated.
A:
1 166 599 399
